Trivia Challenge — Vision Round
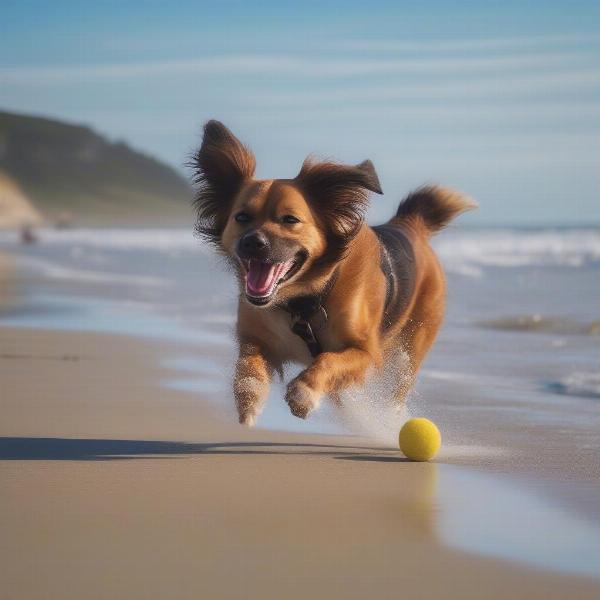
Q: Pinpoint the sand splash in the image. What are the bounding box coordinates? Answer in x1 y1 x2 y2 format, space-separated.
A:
333 349 414 445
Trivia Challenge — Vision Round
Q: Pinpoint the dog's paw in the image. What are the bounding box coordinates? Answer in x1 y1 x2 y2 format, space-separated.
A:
235 376 268 427
286 379 321 419
239 411 257 427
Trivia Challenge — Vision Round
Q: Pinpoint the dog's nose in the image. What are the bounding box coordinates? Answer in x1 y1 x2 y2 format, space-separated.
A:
240 231 269 255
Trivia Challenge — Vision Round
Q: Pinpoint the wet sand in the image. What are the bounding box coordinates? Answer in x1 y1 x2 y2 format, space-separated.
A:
1 326 599 599
0 252 15 308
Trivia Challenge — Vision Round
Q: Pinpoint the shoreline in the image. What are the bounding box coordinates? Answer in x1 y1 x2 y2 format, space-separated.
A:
1 325 600 598
0 251 15 308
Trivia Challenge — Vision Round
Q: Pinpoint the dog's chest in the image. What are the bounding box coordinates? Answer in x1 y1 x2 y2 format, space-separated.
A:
261 310 313 365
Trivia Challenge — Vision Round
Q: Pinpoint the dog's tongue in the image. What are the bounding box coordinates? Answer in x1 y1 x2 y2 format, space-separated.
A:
246 259 282 297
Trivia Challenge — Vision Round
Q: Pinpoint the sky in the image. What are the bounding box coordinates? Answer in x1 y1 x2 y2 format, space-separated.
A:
1 0 599 225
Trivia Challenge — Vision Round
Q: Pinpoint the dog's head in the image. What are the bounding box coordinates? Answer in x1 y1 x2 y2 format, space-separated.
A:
192 120 382 306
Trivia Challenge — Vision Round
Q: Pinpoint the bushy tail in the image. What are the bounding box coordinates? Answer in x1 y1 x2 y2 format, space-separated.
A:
393 185 476 235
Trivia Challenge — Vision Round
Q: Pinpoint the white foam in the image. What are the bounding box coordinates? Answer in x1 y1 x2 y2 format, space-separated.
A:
556 371 600 399
0 228 203 252
17 255 168 287
433 228 600 276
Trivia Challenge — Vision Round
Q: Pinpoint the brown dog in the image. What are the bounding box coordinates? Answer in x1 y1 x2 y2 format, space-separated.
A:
192 121 475 426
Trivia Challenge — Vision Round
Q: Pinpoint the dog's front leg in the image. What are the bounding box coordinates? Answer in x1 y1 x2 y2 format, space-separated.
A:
234 340 273 426
286 347 373 419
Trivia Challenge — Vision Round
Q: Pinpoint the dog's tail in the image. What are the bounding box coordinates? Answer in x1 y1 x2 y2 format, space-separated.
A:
391 185 476 235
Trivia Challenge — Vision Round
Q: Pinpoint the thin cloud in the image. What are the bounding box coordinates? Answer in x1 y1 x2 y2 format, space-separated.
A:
243 70 600 105
0 52 591 85
331 33 600 53
240 100 600 123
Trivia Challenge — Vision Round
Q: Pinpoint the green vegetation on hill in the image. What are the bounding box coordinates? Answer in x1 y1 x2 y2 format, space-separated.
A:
0 110 193 224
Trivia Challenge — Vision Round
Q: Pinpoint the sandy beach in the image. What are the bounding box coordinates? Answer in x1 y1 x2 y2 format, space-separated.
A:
1 226 600 599
1 324 599 599
0 252 14 308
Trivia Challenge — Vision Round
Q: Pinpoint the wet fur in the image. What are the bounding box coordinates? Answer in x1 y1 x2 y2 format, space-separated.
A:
192 120 476 425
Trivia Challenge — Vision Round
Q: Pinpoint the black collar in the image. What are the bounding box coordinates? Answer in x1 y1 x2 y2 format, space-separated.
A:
279 269 338 357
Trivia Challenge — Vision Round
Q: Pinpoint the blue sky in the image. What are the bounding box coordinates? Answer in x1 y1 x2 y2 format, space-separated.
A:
1 0 599 225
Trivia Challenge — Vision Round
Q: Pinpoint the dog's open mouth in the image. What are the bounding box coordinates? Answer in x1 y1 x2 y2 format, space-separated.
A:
242 254 305 305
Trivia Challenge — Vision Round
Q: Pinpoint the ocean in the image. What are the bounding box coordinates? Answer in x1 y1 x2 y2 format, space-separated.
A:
0 226 598 442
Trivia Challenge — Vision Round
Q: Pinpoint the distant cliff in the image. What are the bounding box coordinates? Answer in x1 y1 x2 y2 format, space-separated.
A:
0 110 193 225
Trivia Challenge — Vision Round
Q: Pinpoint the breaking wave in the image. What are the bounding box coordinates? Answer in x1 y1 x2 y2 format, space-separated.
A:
0 228 203 253
433 228 600 276
547 372 600 399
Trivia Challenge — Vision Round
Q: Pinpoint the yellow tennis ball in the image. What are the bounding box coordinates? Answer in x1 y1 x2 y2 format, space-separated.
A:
399 418 441 461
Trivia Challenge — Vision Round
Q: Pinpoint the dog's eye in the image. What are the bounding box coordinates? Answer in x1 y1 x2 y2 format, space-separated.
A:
234 212 252 223
281 215 300 224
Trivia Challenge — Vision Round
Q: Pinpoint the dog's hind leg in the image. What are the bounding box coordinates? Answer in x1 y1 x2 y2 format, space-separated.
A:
234 340 273 426
388 306 444 405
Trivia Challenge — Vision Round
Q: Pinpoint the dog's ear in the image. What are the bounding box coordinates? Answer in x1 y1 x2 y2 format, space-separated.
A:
192 120 256 244
350 159 383 195
295 157 383 261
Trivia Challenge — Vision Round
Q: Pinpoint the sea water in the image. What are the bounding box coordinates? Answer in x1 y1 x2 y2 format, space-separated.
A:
1 226 597 433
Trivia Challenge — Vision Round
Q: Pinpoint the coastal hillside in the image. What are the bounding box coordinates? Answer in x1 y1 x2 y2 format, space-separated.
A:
0 110 193 225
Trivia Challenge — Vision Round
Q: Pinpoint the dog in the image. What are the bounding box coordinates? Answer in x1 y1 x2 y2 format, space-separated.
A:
192 120 476 426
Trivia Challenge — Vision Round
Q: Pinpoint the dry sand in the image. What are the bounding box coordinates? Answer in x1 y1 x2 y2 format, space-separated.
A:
1 326 599 599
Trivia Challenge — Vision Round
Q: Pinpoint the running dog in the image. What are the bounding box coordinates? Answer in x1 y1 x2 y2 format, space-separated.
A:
192 120 475 425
